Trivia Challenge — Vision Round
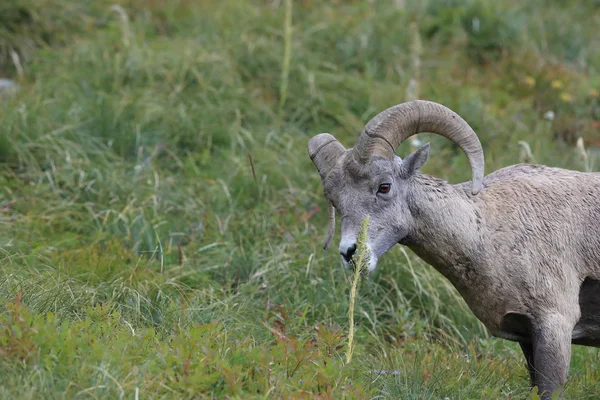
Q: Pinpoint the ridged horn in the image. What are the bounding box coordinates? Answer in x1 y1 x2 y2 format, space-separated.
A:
352 100 485 194
308 133 346 181
308 133 347 249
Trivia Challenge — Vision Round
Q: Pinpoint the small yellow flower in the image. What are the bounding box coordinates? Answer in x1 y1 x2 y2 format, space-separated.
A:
560 92 573 103
551 80 563 89
523 76 536 87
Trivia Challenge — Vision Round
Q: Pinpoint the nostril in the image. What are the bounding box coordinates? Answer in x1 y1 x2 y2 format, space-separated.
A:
347 244 357 258
340 244 357 262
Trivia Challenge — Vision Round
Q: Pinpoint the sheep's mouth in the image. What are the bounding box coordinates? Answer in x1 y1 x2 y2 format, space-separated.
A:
341 249 378 272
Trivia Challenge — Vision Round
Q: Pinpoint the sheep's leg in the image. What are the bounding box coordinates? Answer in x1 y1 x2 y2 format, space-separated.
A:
518 341 536 387
530 316 573 400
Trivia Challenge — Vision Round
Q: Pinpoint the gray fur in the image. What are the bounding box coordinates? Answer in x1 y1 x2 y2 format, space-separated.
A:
309 108 600 399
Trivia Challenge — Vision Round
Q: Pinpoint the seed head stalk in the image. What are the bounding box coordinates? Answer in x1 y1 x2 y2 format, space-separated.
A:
346 216 370 365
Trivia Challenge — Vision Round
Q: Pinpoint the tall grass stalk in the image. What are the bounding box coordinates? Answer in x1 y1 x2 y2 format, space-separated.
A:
407 21 422 148
576 137 591 172
10 50 24 80
518 140 535 164
110 5 132 49
279 0 293 117
346 216 370 365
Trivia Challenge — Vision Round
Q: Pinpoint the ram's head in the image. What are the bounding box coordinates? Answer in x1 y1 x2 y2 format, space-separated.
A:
307 100 485 271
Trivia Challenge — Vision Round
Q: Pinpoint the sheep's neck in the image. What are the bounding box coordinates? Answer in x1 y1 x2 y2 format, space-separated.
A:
403 174 485 291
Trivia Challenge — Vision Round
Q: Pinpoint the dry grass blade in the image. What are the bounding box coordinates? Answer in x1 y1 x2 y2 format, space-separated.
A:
346 216 370 365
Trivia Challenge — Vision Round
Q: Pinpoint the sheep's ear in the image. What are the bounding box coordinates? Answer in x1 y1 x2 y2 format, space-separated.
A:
402 142 430 175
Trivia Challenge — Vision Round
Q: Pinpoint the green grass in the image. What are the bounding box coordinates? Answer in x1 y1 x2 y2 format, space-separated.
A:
1 0 599 398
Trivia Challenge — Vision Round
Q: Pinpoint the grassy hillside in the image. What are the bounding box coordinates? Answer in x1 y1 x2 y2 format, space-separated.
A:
0 0 599 398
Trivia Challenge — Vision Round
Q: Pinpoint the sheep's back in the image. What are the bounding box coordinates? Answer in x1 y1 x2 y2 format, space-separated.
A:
477 164 600 278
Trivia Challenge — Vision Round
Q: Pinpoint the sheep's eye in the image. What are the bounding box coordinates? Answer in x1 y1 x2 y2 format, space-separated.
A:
378 183 391 194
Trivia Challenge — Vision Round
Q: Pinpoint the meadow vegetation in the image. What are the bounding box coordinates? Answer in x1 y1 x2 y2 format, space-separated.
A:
1 0 599 398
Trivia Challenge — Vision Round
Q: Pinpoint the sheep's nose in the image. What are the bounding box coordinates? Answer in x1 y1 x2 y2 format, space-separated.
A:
340 244 357 263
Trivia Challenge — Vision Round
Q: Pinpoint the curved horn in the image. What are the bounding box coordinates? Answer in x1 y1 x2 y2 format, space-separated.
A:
308 133 346 180
308 133 346 249
352 100 485 195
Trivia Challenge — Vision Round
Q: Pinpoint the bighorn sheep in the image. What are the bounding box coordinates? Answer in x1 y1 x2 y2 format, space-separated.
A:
307 100 600 399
